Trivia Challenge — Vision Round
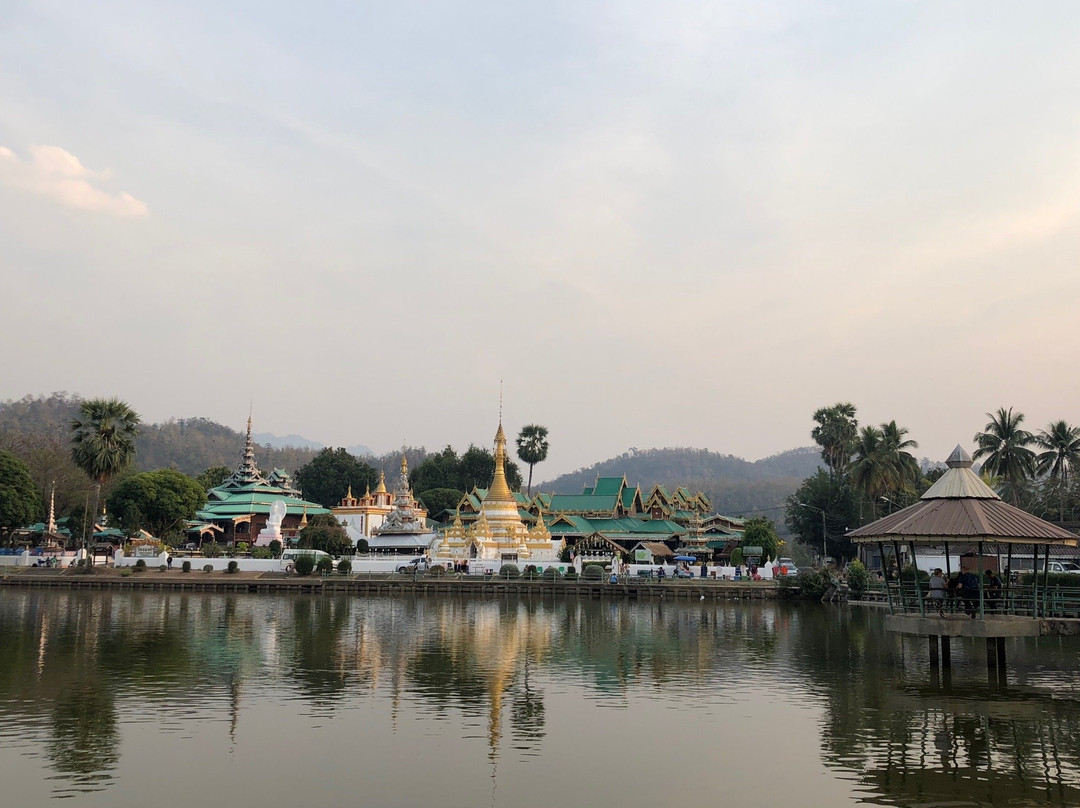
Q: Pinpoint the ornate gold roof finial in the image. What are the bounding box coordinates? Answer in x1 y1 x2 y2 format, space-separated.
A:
300 505 308 527
400 454 408 475
375 470 387 494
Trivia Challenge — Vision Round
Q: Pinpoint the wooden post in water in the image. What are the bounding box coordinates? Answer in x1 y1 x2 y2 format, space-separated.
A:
879 542 894 611
986 637 998 687
928 635 939 668
996 637 1007 682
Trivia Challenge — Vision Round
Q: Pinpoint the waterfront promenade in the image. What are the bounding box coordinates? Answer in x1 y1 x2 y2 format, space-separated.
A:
0 566 781 600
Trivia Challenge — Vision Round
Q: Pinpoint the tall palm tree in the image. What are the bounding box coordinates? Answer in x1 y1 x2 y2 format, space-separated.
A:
972 407 1034 505
515 424 549 496
880 420 920 496
1034 420 1080 523
70 398 141 559
811 403 859 475
848 426 891 516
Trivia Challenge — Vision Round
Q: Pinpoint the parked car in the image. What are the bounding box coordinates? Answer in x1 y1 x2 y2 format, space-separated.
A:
777 558 799 575
397 557 431 574
1048 561 1080 574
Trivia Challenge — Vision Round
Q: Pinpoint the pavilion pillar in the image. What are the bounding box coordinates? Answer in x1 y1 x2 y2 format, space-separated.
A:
977 542 985 619
1042 544 1051 617
1005 544 1013 612
910 540 925 617
1032 543 1039 618
944 541 952 613
892 541 906 611
879 542 894 612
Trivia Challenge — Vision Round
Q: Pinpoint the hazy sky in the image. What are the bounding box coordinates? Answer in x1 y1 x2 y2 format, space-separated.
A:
3 1 1079 479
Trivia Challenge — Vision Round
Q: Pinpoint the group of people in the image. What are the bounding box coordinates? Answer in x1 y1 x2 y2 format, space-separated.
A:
927 567 1003 617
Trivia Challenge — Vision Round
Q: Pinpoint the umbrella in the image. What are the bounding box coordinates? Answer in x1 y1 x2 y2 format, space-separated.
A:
673 555 697 562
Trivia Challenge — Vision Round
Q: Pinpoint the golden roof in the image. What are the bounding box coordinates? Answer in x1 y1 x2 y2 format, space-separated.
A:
375 471 387 494
485 420 515 503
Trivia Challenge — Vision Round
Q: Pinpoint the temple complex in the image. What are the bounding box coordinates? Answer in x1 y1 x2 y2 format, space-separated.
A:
436 421 561 563
356 456 436 552
188 417 328 545
332 472 395 538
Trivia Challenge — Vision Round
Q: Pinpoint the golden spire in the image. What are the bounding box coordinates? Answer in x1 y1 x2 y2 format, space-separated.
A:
486 420 515 503
300 505 308 527
375 471 387 494
400 454 408 476
346 483 353 500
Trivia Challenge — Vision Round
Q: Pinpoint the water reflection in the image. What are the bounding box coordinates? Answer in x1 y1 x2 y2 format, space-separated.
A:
0 592 1077 806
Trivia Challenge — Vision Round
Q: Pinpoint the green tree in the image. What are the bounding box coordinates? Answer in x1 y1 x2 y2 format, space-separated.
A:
515 424 550 496
107 469 206 540
879 420 920 496
784 470 860 561
1034 420 1080 523
973 407 1035 505
295 448 378 508
195 465 231 491
298 512 352 556
811 403 859 475
410 444 522 493
70 398 141 552
0 450 39 540
740 516 779 562
418 487 465 522
848 425 891 514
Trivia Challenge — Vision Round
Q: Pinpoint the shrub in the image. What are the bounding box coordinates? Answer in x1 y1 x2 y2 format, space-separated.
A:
542 566 563 580
118 568 132 577
181 560 191 573
356 538 369 553
227 560 239 574
75 558 86 568
202 541 223 558
583 564 604 580
159 564 167 573
522 565 540 580
203 564 214 573
293 553 316 576
1019 571 1079 588
564 570 579 581
269 539 282 556
337 558 352 574
795 569 833 599
847 560 869 597
730 547 745 567
316 556 334 574
134 559 147 572
235 542 249 553
428 564 446 576
251 546 273 559
901 564 929 584
499 563 521 579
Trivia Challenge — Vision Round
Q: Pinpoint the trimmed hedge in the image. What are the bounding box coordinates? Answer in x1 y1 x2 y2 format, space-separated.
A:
337 558 352 574
316 556 334 574
583 564 604 580
499 563 521 579
542 566 563 580
293 553 316 576
181 560 191 573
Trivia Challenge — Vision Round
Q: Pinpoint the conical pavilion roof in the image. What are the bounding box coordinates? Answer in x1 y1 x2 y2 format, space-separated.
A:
848 445 1077 546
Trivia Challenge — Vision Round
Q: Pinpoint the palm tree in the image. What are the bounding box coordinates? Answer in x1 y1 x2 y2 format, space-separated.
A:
811 403 859 475
70 398 141 559
880 420 920 496
515 424 549 496
972 407 1034 505
1034 420 1080 523
848 426 891 516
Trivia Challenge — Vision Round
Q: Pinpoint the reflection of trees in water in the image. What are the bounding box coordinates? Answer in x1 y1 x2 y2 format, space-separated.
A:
48 683 118 795
789 607 1080 808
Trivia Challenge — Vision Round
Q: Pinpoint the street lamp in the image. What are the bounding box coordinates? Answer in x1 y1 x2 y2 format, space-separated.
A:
798 502 828 563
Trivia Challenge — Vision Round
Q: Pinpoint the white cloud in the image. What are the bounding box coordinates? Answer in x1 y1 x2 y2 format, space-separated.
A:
0 145 148 218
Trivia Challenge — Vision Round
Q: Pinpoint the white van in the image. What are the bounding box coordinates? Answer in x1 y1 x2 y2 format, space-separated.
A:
281 549 331 573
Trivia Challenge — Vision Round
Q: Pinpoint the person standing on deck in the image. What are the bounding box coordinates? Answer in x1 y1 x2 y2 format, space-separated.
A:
928 569 946 615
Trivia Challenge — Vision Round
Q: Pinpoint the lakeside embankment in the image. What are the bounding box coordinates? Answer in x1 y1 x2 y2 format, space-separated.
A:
0 567 781 600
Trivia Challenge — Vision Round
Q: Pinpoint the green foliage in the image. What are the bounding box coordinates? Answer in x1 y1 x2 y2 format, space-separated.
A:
410 445 523 495
295 448 379 509
583 564 604 580
269 539 282 556
848 422 920 510
499 563 521 579
542 566 563 580
1020 571 1080 588
134 559 147 572
107 468 206 540
564 569 578 581
298 513 352 556
812 403 859 474
355 537 369 553
337 558 352 574
846 560 869 596
741 517 779 562
202 541 223 558
195 465 231 490
159 564 167 572
251 546 273 559
0 450 40 533
522 564 540 580
785 470 860 561
293 552 316 576
226 560 239 574
203 564 214 573
428 564 446 576
70 398 141 485
118 568 132 577
793 568 833 599
900 564 929 583
730 547 744 567
973 407 1036 505
181 560 191 573
417 488 465 521
315 556 334 574
515 424 550 496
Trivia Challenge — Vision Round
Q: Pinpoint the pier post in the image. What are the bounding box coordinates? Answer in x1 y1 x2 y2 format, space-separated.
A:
928 635 939 667
986 637 999 688
996 637 1007 682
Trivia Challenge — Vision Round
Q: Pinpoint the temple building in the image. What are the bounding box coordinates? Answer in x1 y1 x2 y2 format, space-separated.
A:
436 421 562 563
188 417 329 545
338 456 435 552
332 472 395 538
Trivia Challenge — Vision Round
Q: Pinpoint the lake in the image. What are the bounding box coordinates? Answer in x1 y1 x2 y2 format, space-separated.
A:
1 591 1079 807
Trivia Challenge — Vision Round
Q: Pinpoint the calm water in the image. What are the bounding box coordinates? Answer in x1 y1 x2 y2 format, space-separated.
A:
1 592 1080 807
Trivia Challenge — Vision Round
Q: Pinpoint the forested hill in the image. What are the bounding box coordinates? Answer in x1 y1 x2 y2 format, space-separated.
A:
536 446 824 518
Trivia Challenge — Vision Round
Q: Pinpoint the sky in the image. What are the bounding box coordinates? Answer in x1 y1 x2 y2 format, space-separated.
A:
2 1 1079 479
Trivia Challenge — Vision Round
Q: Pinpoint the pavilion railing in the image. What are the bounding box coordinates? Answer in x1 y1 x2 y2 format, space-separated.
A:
874 580 1080 619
